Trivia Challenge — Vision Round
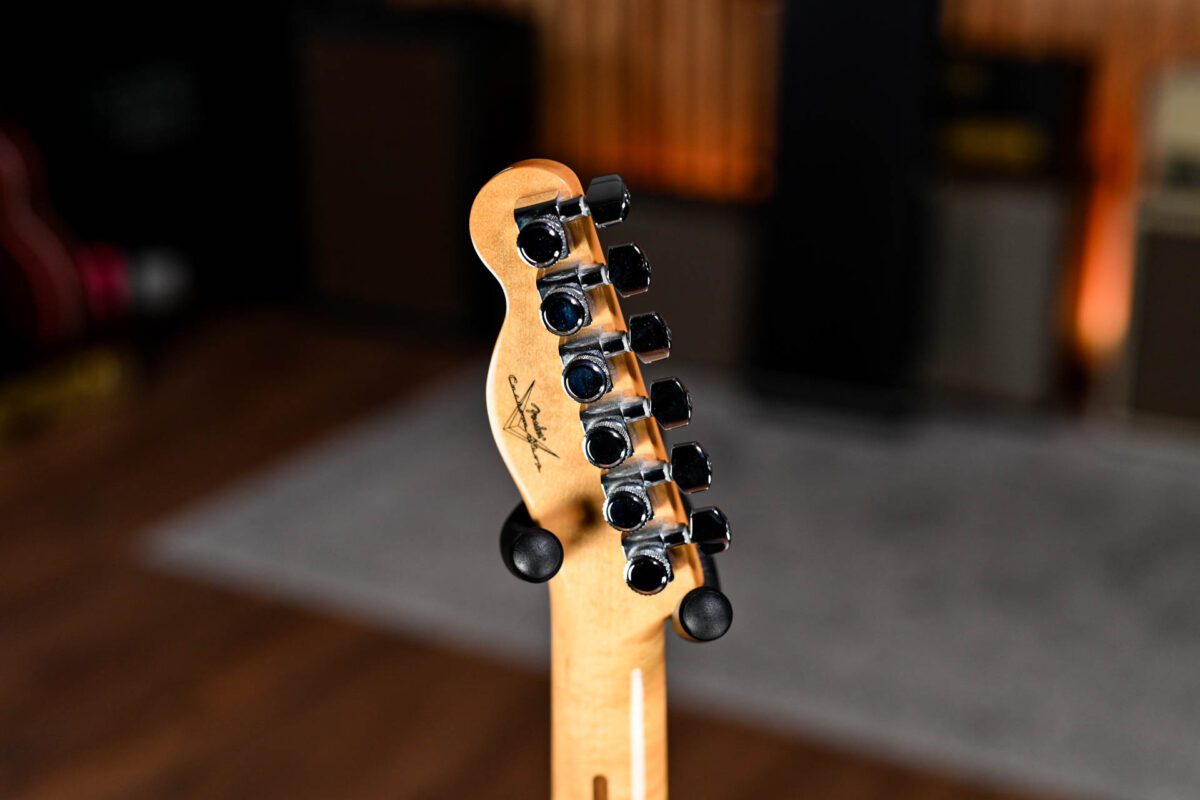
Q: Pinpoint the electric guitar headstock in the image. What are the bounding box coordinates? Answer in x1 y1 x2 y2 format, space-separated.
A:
472 158 732 636
471 159 733 799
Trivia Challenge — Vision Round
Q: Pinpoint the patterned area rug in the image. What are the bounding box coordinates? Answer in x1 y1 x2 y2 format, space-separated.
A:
148 366 1200 800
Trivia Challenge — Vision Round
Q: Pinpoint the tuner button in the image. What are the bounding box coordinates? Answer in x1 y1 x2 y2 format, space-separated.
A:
627 312 671 363
541 286 591 336
649 378 692 429
562 355 611 403
625 551 673 595
583 419 633 469
585 174 631 228
689 507 731 555
517 216 568 268
606 243 651 297
670 442 712 493
676 586 733 641
604 484 653 531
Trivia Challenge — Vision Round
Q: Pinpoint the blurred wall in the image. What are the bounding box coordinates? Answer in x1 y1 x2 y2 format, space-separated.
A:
390 0 784 201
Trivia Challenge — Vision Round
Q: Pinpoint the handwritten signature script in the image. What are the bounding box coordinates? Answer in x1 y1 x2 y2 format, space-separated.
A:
503 374 559 471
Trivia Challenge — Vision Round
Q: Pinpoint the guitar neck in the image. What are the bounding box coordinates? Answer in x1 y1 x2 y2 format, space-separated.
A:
472 159 733 800
549 525 670 800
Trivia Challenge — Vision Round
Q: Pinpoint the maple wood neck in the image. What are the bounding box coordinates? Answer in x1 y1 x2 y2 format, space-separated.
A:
546 512 671 800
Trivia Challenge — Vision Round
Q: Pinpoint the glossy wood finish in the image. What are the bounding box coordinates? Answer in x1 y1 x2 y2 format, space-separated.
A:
471 161 704 800
0 311 1062 800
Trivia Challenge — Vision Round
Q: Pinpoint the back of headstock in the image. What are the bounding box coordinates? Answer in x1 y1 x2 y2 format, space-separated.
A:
470 158 732 799
470 159 731 634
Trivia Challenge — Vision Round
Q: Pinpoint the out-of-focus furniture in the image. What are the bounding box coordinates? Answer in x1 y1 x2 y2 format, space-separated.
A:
923 56 1087 406
1124 70 1200 422
1126 192 1200 422
943 0 1200 368
298 9 533 339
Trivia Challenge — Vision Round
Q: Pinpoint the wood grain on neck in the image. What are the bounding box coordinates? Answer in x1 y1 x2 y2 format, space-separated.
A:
470 160 703 800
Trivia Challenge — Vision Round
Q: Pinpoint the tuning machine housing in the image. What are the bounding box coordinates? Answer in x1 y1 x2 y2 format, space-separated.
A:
621 507 731 595
514 174 631 269
579 378 691 468
601 442 712 531
537 243 652 336
559 312 671 403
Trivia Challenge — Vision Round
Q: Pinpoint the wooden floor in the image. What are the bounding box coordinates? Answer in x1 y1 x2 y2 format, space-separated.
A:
0 311 1061 799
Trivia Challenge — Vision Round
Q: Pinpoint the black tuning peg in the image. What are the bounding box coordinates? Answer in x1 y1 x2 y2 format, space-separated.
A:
649 377 691 429
684 507 731 555
605 243 650 295
675 586 733 642
655 506 732 555
512 175 631 270
668 442 713 494
627 312 671 362
558 313 672 403
535 243 652 337
601 442 713 531
672 441 714 492
583 174 631 228
499 502 563 583
577 378 691 469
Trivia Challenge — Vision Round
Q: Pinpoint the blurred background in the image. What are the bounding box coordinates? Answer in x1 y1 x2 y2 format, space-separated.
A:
2 1 1200 798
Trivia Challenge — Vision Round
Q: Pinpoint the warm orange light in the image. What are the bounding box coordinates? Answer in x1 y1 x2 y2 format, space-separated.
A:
1074 184 1136 365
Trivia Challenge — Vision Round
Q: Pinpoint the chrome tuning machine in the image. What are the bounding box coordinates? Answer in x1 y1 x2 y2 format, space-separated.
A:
601 442 712 532
621 507 731 595
559 312 671 403
514 174 631 269
579 377 692 468
537 243 651 336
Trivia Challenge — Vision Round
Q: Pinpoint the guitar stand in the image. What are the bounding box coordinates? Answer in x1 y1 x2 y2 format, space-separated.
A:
500 502 733 642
